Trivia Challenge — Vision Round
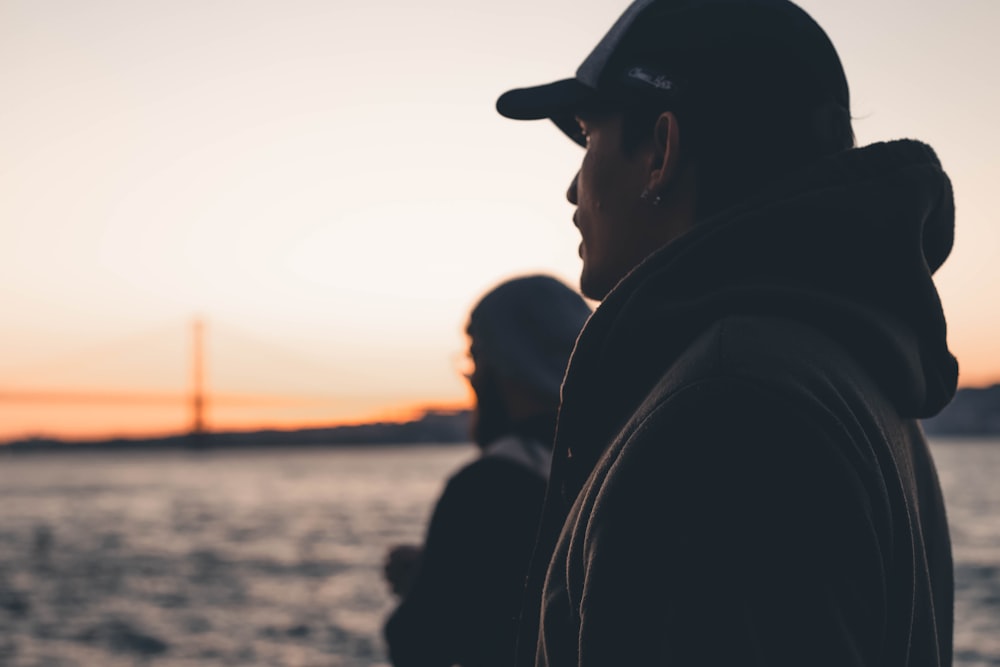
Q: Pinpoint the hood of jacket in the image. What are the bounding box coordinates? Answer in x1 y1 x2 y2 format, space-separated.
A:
554 139 958 492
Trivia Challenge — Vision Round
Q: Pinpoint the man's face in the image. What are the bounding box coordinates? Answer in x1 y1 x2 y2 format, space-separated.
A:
568 113 656 300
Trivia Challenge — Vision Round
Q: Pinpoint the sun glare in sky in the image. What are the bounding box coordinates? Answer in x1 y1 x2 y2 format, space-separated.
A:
1 0 998 440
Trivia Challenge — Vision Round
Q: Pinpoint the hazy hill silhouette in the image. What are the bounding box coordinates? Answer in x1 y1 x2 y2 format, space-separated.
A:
5 383 999 453
2 409 472 452
923 384 1000 437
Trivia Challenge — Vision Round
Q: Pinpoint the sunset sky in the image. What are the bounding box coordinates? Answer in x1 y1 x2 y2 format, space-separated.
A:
2 0 998 441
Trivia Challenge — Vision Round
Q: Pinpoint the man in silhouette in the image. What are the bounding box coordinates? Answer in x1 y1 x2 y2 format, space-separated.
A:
383 275 591 667
496 1 956 665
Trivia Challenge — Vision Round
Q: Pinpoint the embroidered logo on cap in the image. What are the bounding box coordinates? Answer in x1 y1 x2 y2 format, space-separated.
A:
627 67 674 91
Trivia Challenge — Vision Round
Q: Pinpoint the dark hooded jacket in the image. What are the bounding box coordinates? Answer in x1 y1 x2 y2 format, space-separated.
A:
517 140 957 667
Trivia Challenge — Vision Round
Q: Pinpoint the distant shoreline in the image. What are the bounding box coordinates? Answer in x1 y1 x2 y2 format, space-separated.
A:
1 409 473 453
4 383 999 453
922 384 1000 438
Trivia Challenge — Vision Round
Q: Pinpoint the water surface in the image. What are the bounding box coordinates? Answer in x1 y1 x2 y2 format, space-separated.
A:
0 440 997 666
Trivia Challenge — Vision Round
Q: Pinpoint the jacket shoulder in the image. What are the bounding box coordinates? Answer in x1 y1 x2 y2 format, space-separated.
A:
615 315 897 485
669 314 866 391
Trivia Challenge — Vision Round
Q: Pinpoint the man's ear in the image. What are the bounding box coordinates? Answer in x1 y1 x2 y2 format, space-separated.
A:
646 111 681 194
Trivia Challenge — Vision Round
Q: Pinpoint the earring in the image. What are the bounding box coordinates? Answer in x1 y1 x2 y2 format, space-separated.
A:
641 189 662 207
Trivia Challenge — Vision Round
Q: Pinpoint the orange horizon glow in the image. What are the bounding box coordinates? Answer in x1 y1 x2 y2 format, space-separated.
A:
957 373 1000 391
0 313 995 442
0 395 474 444
2 368 997 443
0 293 994 443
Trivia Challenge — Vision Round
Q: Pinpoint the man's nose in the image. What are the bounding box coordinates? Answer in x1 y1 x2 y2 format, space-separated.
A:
566 171 579 205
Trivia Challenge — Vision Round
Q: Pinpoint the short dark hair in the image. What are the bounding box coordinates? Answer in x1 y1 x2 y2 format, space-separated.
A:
609 46 856 218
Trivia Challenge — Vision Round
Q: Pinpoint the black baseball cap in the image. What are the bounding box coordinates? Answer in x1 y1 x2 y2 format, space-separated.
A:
496 0 849 146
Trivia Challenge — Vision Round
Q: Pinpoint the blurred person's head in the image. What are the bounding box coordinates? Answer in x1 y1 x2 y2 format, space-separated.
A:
497 0 855 300
464 275 591 448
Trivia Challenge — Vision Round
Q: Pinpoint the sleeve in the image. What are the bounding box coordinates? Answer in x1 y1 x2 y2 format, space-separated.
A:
573 379 889 667
385 459 545 667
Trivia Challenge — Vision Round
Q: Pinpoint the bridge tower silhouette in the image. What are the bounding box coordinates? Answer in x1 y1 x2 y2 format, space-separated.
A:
191 318 206 436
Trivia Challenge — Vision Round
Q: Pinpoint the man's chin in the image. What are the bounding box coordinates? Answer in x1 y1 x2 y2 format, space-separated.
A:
579 268 611 302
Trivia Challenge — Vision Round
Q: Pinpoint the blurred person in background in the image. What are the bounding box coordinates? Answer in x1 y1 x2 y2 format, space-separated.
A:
382 275 591 667
496 0 957 665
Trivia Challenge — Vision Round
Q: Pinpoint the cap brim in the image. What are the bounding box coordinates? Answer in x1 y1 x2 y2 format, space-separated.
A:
496 79 596 147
